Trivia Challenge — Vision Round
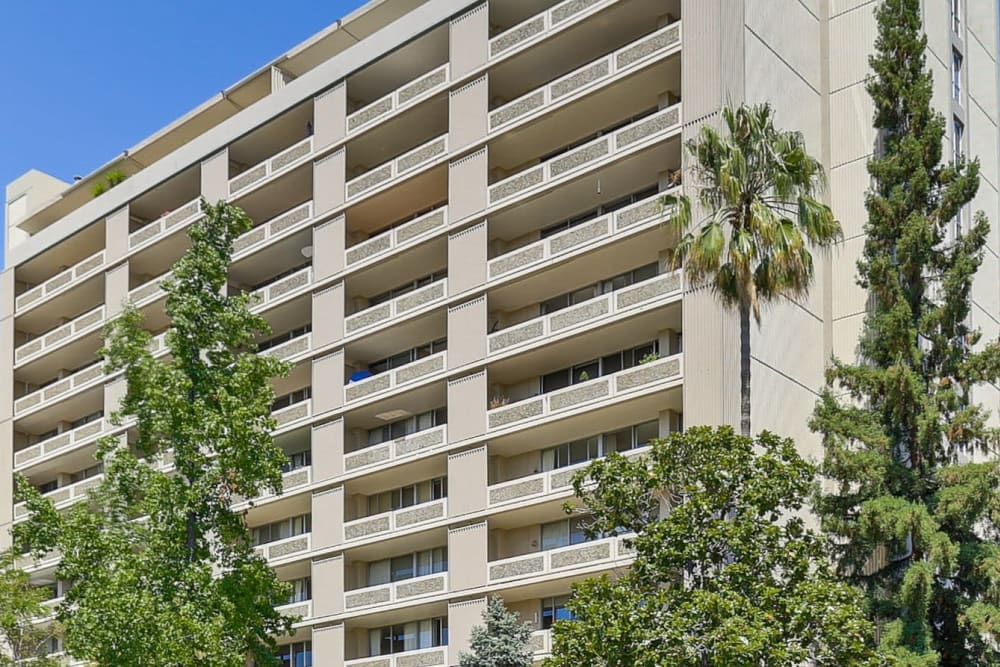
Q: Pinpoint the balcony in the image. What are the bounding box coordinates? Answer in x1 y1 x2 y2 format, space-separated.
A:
346 206 448 270
261 332 312 363
13 418 106 471
488 354 683 432
489 23 682 134
14 305 105 367
255 532 312 563
346 134 449 201
229 137 314 197
489 272 682 357
487 535 632 584
530 630 552 658
129 271 172 308
347 64 450 136
488 190 675 284
15 251 105 314
273 398 312 430
346 647 448 667
345 278 447 338
249 266 313 313
345 352 446 404
343 499 447 542
232 202 314 259
489 0 617 61
276 599 313 622
488 104 681 208
344 425 447 474
13 362 105 418
344 572 448 611
13 473 104 521
128 198 203 253
234 466 313 507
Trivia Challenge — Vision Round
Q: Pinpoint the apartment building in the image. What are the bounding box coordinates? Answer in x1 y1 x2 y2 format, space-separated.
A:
2 0 996 665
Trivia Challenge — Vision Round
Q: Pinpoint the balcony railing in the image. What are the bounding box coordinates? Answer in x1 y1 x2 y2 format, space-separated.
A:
128 271 172 308
232 202 314 258
345 206 448 268
346 647 448 667
343 499 447 542
14 473 105 520
13 418 106 470
15 305 105 366
343 425 447 473
487 190 676 282
488 535 631 583
229 137 314 196
15 250 105 313
489 0 613 60
488 104 681 207
344 572 448 611
345 278 447 337
347 64 450 135
529 630 552 657
345 351 447 403
249 266 313 312
346 135 449 200
254 532 312 562
261 333 312 362
273 399 312 429
234 466 313 506
14 362 105 417
128 198 203 251
489 23 682 132
489 271 682 356
276 599 312 621
488 354 683 431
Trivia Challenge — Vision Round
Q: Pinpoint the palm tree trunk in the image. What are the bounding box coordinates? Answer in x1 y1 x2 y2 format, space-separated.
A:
739 300 751 436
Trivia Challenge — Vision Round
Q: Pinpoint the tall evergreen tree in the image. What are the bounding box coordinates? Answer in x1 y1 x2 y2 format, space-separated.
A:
14 200 295 666
811 1 1000 664
459 596 534 667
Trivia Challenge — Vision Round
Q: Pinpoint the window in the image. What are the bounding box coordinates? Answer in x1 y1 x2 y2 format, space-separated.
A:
951 0 961 33
540 264 659 315
282 448 312 472
540 419 660 471
541 341 658 393
369 271 447 306
69 411 103 429
541 595 575 629
286 577 312 604
70 463 104 483
367 477 448 516
272 387 311 411
37 480 59 494
369 338 447 375
259 324 311 352
275 641 312 667
366 407 447 446
539 186 659 239
952 49 963 100
369 617 448 656
367 548 448 587
540 515 591 551
251 514 311 546
953 117 964 163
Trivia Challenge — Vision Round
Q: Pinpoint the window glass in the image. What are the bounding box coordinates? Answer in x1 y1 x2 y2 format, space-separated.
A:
541 520 570 550
603 427 632 454
635 421 659 447
542 369 570 393
572 361 599 383
541 595 574 629
391 555 415 582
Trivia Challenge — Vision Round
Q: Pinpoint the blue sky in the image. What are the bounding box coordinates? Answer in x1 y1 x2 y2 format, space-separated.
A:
0 0 366 267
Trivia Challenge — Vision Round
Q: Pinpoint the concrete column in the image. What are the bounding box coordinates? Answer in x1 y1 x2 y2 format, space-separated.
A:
314 149 346 216
312 624 345 666
449 76 489 153
104 262 130 318
312 486 344 551
314 83 347 152
312 350 344 417
449 597 488 662
313 215 345 282
447 296 486 369
312 284 345 350
658 409 681 436
447 445 487 516
448 148 488 225
311 555 345 617
447 522 488 592
201 149 230 205
104 377 128 417
449 4 489 81
446 371 486 443
447 222 487 297
312 418 344 484
104 206 130 266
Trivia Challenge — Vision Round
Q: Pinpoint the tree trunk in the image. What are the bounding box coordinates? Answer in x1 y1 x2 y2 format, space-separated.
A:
739 300 751 437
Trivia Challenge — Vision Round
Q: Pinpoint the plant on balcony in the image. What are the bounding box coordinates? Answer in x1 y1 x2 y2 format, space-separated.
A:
546 427 883 667
0 550 62 667
638 352 659 365
459 596 534 667
490 395 511 409
662 104 841 436
14 199 296 667
810 1 1000 664
91 169 128 198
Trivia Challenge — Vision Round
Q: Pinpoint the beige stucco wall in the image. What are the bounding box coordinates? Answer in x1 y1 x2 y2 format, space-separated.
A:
447 296 486 368
314 83 346 152
447 521 487 591
447 445 487 516
446 371 485 443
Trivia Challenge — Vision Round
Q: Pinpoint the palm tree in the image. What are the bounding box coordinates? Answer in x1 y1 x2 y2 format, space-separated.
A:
664 103 841 436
